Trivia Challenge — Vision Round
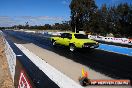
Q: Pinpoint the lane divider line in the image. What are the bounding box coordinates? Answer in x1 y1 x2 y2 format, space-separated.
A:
15 43 83 88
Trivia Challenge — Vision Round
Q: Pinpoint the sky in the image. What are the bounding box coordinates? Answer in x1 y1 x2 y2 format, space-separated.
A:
0 0 132 27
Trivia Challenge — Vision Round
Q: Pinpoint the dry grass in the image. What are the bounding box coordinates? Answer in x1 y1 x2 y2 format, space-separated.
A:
0 36 14 88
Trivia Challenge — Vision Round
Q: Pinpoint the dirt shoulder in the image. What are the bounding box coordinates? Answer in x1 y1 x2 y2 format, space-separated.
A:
0 35 14 88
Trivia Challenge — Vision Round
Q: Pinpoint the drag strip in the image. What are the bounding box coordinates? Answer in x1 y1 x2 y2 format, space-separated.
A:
4 30 132 81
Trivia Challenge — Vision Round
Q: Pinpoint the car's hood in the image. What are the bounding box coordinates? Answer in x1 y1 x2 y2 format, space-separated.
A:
76 39 97 43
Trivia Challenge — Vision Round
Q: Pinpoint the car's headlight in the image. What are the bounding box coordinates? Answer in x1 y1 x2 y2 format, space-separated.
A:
96 42 99 44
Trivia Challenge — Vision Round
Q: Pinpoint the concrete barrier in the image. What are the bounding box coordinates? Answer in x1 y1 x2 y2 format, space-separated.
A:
4 39 16 83
0 30 16 83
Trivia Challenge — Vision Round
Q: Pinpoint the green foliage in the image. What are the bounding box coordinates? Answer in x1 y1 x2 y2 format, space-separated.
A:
70 0 97 32
2 21 71 31
70 0 132 37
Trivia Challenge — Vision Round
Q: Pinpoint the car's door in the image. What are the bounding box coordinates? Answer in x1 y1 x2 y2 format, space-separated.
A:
63 33 72 46
56 33 66 45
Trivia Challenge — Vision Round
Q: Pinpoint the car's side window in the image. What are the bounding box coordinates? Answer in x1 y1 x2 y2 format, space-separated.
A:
61 33 66 38
65 33 69 38
64 33 71 39
67 34 72 39
61 33 72 39
61 33 68 38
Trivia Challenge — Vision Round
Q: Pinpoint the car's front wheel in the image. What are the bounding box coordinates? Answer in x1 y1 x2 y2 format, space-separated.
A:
69 44 75 52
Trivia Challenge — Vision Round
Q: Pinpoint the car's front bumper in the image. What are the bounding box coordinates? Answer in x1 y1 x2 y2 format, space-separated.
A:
83 43 99 48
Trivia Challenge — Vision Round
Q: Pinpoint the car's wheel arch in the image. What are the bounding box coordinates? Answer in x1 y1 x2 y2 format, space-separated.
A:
69 43 76 52
51 39 57 46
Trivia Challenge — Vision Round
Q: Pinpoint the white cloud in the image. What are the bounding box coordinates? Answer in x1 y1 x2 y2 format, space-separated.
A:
0 16 65 27
18 16 64 25
62 0 70 5
35 16 64 21
62 0 68 5
0 16 18 27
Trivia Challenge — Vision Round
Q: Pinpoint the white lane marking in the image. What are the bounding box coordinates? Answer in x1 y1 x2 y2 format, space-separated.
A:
15 43 83 88
16 55 23 56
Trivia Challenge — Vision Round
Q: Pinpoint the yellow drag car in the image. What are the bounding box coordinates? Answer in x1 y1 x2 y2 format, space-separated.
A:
51 33 99 51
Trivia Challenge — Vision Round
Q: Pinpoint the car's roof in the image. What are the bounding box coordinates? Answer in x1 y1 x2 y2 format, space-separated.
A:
62 32 82 34
71 32 81 34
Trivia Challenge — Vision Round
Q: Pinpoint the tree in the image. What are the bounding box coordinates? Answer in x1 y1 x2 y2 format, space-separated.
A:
70 0 97 32
116 3 132 37
99 4 109 35
25 22 29 29
44 24 51 29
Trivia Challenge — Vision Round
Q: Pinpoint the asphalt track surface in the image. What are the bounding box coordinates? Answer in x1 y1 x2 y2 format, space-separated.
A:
3 30 132 83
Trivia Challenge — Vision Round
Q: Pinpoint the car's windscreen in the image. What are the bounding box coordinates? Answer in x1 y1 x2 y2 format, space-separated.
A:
74 34 88 39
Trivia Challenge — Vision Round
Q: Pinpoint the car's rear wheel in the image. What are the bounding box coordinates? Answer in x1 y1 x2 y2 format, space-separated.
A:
52 40 56 46
69 44 75 52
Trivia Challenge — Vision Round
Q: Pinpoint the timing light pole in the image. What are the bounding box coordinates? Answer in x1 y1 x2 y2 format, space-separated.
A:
75 12 78 33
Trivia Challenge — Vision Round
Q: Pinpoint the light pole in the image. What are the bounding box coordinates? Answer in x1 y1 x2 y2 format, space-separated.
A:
75 12 77 33
75 23 76 33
